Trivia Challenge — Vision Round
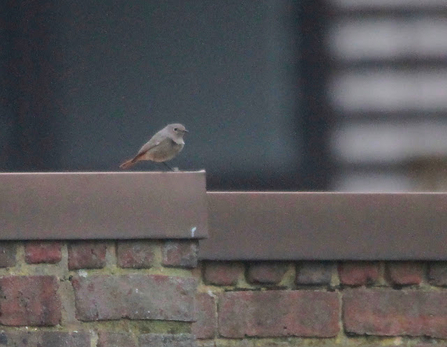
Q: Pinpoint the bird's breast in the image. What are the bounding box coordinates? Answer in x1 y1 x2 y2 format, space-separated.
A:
148 141 184 162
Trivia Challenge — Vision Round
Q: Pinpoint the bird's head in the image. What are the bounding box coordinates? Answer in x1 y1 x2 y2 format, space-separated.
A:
167 123 188 139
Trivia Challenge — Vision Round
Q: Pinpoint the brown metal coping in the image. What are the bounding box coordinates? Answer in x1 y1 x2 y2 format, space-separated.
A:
0 171 207 240
200 192 447 260
2 173 447 260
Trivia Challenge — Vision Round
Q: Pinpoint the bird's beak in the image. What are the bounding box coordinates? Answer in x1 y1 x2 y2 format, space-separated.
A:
183 129 189 133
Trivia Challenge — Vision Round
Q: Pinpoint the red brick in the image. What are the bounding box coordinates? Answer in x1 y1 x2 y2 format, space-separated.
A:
162 240 198 268
428 262 447 286
71 274 196 321
296 262 334 285
117 241 155 268
25 241 62 264
192 292 217 339
219 290 340 338
385 262 424 286
68 241 107 270
204 262 243 286
247 262 288 284
98 332 137 347
0 331 90 346
0 276 61 326
139 334 195 347
338 262 379 286
343 288 447 338
0 243 16 268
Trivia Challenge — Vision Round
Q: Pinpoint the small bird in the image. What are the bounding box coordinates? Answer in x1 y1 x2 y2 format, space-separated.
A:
120 123 188 170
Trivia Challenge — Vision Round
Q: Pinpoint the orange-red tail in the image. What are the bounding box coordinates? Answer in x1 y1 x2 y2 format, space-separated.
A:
119 158 136 170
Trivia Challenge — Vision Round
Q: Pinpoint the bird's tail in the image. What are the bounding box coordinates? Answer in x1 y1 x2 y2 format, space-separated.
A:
119 158 136 170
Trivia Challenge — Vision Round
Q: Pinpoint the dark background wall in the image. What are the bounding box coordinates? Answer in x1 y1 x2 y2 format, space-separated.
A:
0 0 330 190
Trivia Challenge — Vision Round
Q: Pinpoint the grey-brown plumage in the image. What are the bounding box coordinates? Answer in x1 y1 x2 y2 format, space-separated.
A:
120 123 188 169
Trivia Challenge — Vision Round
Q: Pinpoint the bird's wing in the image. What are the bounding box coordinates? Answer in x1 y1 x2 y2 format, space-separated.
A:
137 131 166 155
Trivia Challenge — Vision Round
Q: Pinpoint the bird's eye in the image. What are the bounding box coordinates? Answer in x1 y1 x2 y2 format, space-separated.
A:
174 128 178 131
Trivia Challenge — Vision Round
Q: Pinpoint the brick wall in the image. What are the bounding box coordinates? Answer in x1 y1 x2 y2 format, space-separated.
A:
193 261 447 347
1 241 447 346
0 240 198 347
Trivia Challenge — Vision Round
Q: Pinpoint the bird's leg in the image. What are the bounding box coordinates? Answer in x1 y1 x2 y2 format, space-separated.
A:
162 162 174 171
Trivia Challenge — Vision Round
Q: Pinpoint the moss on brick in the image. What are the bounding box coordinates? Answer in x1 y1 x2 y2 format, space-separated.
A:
80 320 191 335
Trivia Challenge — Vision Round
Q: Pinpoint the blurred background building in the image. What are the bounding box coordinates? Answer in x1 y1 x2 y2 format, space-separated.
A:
1 0 447 191
328 0 447 191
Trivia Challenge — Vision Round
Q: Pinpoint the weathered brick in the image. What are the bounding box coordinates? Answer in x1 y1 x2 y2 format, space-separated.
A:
215 340 253 347
254 342 303 347
343 288 447 338
296 262 333 285
68 241 107 270
251 342 300 347
117 240 155 269
0 331 90 347
0 276 61 326
219 290 340 338
198 341 219 347
428 262 447 286
25 241 62 264
247 262 288 284
98 331 137 347
0 243 16 268
203 262 243 286
192 292 217 339
71 274 197 321
338 262 379 286
162 240 198 268
385 262 424 286
139 334 196 347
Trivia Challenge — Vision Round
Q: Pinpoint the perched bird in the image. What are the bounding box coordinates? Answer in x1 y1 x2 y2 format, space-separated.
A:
120 123 188 170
